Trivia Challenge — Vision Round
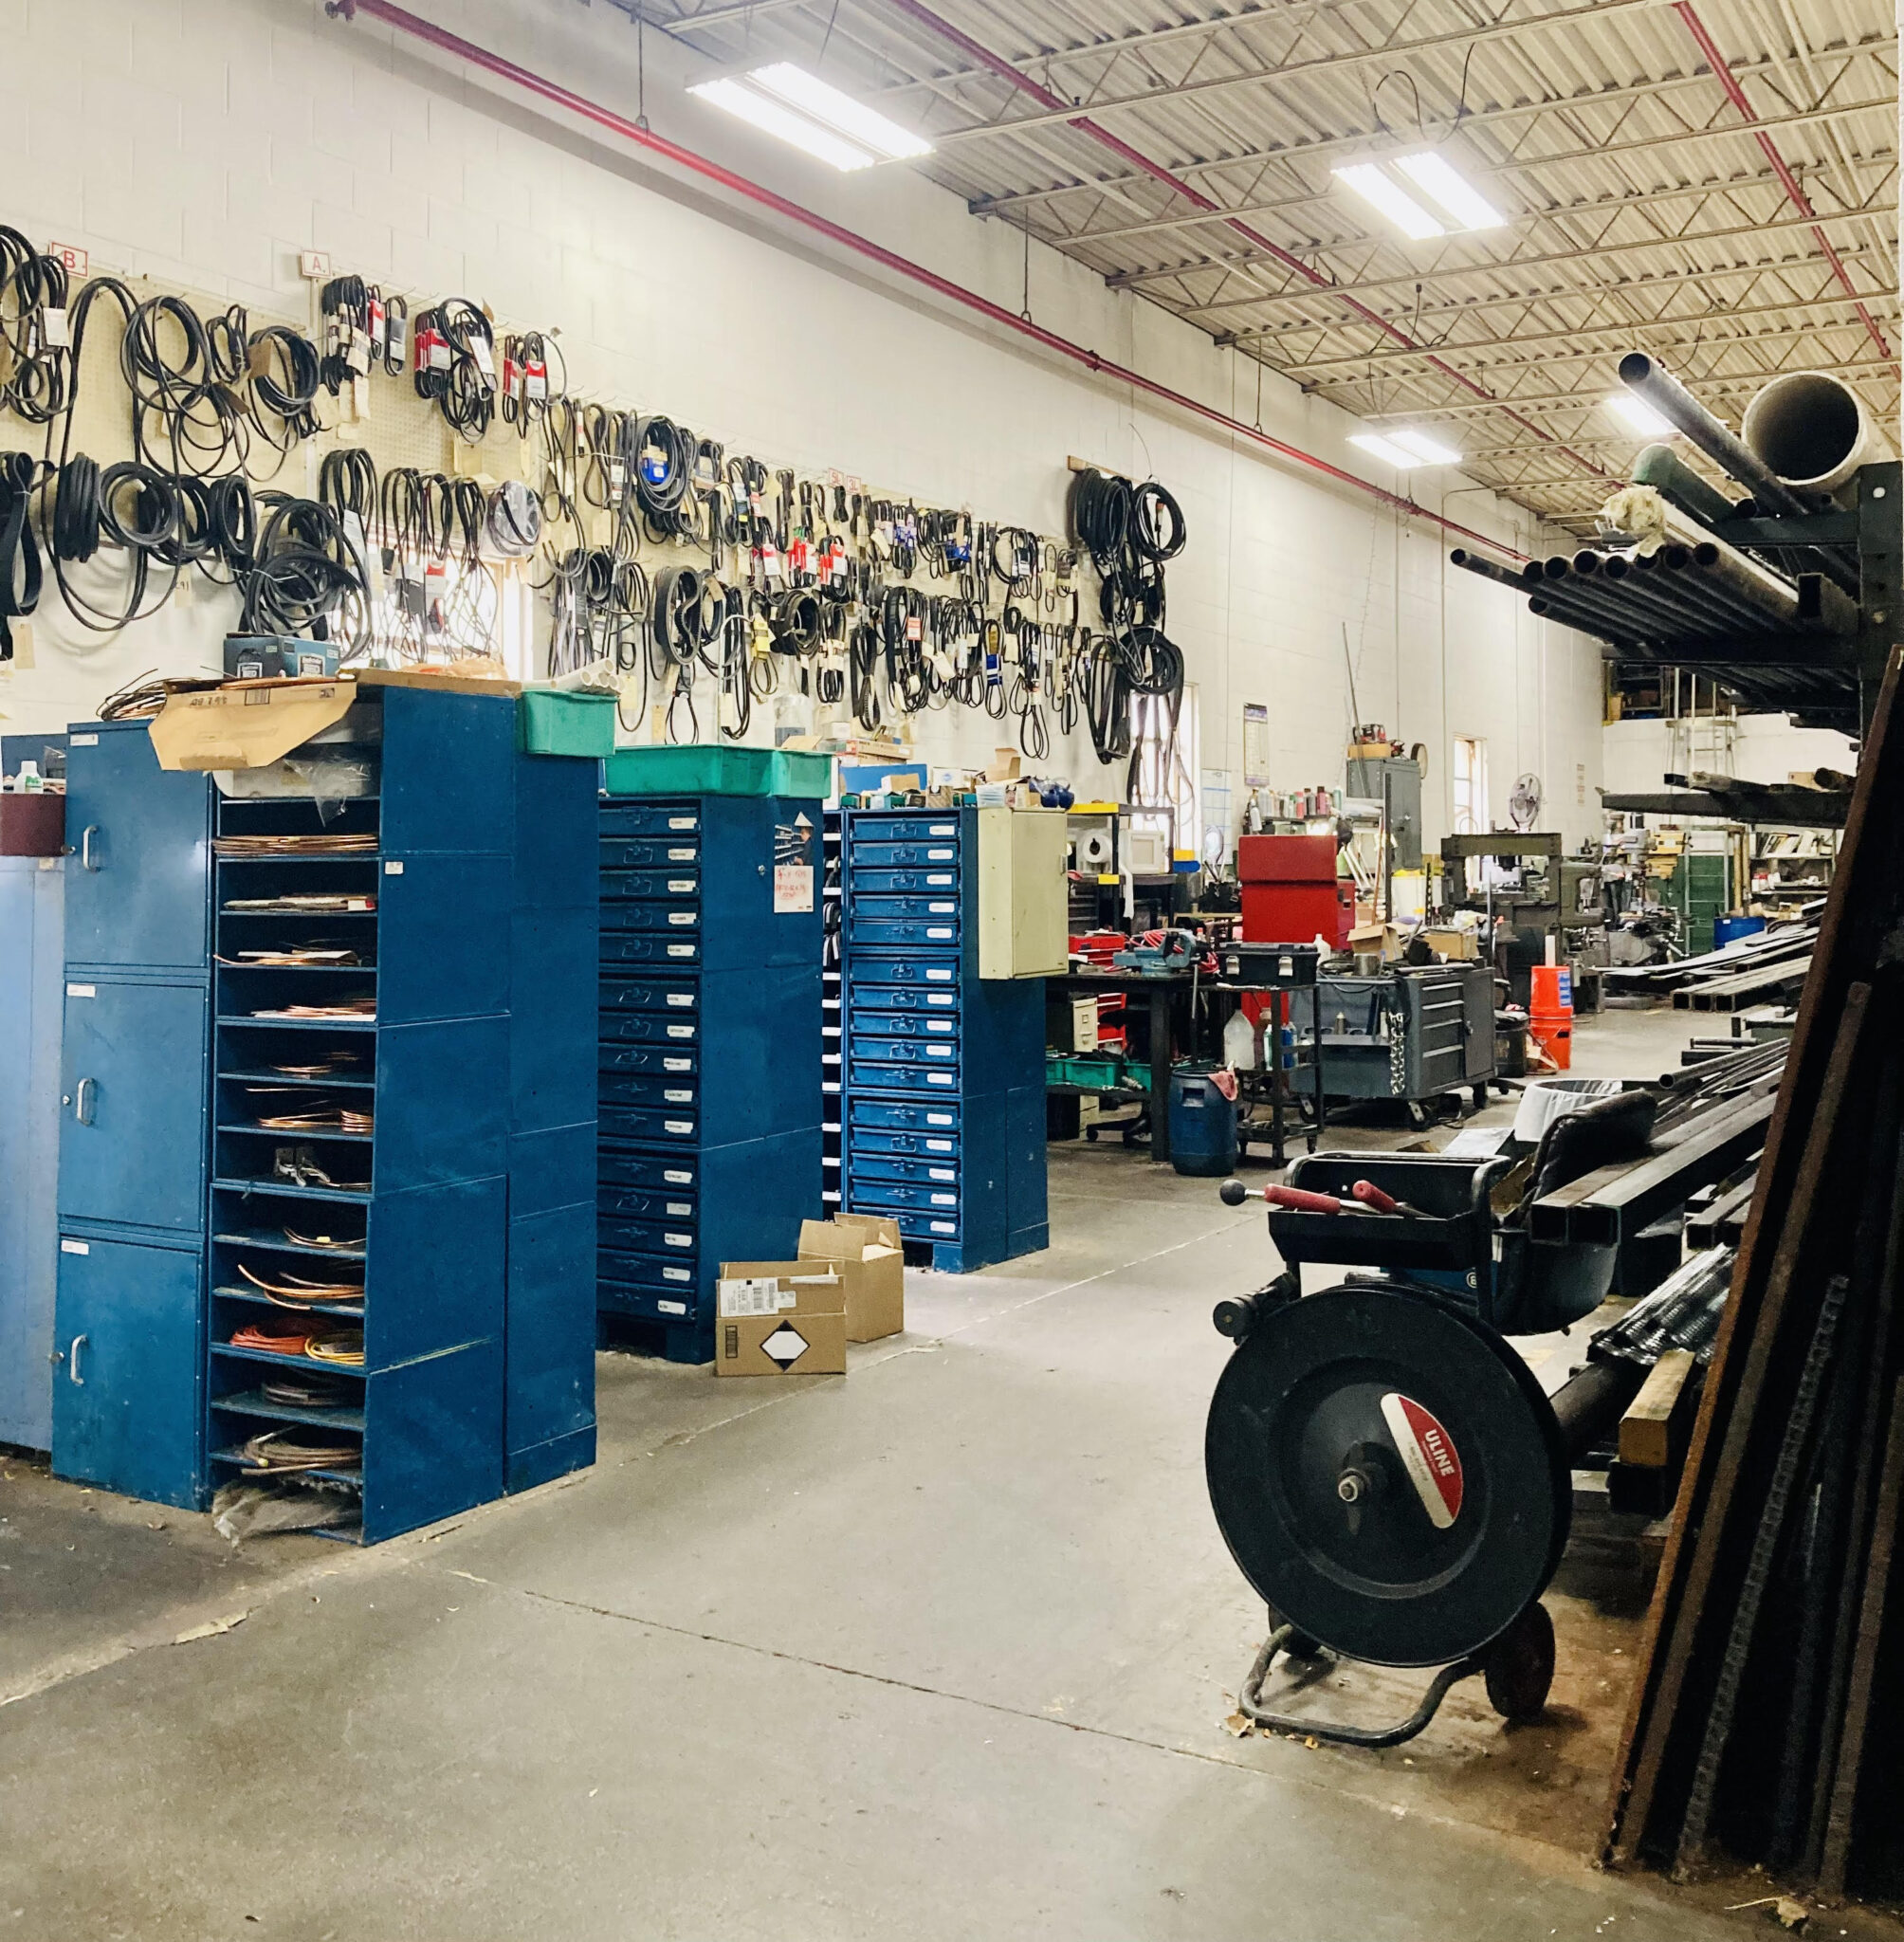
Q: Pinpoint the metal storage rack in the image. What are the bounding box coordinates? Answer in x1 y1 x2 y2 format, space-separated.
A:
595 791 823 1363
52 723 215 1510
839 806 1047 1273
204 688 521 1542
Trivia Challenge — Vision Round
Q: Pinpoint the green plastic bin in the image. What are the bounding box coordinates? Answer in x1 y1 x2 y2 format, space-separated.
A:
769 749 833 799
519 689 617 758
602 744 834 798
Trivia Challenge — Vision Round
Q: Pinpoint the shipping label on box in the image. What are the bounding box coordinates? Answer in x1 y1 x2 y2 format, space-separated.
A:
716 1262 847 1376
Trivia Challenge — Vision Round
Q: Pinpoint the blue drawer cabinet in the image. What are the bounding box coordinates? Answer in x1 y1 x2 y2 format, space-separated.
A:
839 807 1047 1273
596 793 822 1362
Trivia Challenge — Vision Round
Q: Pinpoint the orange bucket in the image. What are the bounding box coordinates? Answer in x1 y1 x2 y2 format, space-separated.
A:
1529 965 1574 1071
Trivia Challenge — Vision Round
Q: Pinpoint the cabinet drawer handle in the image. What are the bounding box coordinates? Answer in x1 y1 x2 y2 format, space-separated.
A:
80 825 100 871
74 1077 96 1126
67 1334 87 1385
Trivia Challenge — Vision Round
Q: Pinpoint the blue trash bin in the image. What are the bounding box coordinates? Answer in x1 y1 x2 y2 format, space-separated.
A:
1169 1062 1238 1178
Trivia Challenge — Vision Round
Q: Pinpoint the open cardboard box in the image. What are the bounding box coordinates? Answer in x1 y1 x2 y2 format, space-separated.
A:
799 1214 905 1343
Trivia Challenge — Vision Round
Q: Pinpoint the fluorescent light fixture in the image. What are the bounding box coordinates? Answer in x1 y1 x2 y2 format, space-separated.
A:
1394 152 1506 231
1607 392 1677 437
1351 429 1461 469
1332 162 1444 240
750 63 932 160
1350 431 1428 467
689 76 877 172
1389 427 1463 466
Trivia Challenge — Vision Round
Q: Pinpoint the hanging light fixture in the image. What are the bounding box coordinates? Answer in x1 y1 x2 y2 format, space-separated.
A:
690 64 932 172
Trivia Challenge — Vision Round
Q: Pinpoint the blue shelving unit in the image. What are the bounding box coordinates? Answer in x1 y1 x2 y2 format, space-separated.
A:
203 685 521 1542
595 791 823 1362
52 723 214 1509
839 807 1048 1273
48 689 595 1535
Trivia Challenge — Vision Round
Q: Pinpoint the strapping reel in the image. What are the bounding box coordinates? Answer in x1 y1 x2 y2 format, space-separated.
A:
1205 1282 1571 1670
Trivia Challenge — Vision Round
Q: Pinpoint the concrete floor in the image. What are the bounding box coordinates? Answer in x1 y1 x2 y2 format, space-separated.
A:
0 1007 1831 1940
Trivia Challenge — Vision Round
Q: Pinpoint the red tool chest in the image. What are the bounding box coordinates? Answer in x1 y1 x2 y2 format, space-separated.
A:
1236 834 1352 948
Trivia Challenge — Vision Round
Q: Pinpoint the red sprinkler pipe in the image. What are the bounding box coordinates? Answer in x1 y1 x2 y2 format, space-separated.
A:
322 0 1529 560
1673 2 1891 359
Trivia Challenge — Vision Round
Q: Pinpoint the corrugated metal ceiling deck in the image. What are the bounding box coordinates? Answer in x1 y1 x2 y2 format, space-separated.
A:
645 0 1896 533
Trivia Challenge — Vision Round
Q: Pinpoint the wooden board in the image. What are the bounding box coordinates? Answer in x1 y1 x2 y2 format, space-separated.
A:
1620 1350 1698 1470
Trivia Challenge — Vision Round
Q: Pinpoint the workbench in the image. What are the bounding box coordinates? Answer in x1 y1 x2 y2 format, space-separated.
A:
1046 969 1193 1164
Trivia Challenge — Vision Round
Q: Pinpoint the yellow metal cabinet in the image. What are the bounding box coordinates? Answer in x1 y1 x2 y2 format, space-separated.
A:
977 806 1069 978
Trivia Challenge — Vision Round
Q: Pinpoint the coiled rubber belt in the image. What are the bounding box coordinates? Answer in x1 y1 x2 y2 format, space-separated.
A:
0 451 44 659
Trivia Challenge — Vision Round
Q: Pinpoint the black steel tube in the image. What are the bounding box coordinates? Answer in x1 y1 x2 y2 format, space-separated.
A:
1529 595 1639 645
1548 1357 1649 1464
1530 566 1656 637
1689 541 1800 626
1448 547 1527 593
1653 546 1783 633
1618 356 1860 595
1632 552 1747 633
1602 555 1720 636
1619 352 1811 517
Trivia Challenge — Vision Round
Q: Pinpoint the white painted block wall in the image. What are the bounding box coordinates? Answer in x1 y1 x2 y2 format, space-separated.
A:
0 0 1608 846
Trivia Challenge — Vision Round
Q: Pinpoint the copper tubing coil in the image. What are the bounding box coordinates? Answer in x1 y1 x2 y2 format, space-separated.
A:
236 1429 360 1473
236 1261 364 1306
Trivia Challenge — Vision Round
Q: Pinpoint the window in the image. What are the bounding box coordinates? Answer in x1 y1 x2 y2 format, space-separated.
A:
1452 736 1488 834
1130 683 1199 861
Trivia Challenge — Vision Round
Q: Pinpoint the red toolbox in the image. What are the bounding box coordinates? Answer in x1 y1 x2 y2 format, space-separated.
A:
1236 834 1351 948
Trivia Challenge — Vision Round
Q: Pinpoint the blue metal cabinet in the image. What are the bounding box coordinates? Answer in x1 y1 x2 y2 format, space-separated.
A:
0 858 65 1449
62 724 211 972
596 792 823 1361
839 807 1048 1273
51 1235 204 1509
503 748 599 1494
52 723 214 1507
59 977 210 1235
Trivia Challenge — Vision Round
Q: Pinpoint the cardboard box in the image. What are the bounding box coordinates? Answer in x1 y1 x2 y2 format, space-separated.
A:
1420 925 1478 961
715 1261 848 1376
149 678 357 771
798 1215 905 1343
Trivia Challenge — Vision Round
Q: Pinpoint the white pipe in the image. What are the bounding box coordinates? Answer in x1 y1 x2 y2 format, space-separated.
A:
1741 371 1884 494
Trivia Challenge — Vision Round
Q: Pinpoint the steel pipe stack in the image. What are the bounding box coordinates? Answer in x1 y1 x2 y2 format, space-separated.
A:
1448 353 1878 729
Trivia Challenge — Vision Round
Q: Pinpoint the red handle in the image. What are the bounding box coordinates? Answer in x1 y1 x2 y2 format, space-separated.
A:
1350 1181 1401 1215
1263 1183 1343 1215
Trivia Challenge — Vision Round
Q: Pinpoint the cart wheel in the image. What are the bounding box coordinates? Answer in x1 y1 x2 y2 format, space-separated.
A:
1085 1127 1099 1144
1483 1602 1555 1723
1405 1100 1433 1131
